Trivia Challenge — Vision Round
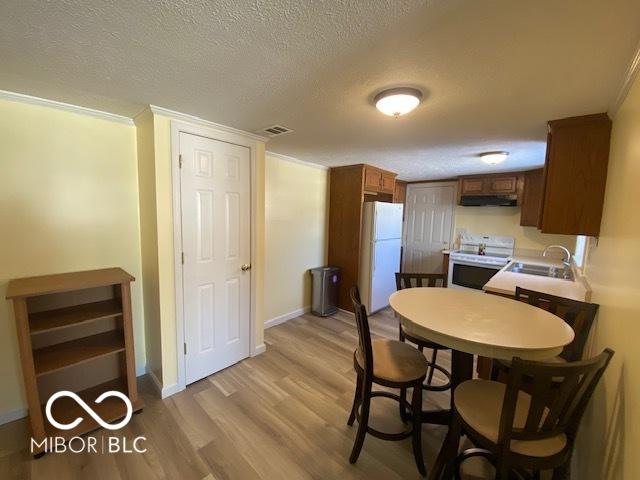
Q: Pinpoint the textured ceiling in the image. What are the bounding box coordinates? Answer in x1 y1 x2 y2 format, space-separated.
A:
1 0 640 180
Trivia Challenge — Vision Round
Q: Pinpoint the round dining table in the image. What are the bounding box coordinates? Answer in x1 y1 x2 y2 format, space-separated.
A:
389 287 574 479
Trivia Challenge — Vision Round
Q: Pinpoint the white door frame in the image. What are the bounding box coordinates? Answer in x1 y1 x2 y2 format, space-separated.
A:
171 120 262 392
402 181 458 269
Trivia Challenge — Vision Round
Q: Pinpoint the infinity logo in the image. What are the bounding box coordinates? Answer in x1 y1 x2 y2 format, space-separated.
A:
45 391 133 431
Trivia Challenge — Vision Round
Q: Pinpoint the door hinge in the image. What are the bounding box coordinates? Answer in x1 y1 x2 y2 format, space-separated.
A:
179 154 183 169
181 252 185 264
184 342 187 355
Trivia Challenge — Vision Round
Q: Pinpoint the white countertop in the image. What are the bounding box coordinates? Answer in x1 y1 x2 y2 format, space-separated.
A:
483 256 591 302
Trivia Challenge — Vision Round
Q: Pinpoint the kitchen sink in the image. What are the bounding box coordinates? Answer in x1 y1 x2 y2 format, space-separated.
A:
506 262 574 281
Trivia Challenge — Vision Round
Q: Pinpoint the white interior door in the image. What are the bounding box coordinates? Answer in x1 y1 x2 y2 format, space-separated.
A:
402 183 456 273
180 132 251 384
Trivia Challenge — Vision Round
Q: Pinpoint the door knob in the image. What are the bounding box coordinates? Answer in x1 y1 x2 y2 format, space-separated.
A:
241 263 252 271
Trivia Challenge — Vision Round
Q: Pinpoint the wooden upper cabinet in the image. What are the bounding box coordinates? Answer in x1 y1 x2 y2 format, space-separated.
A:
460 178 485 195
363 165 396 194
393 180 407 203
520 169 544 226
364 167 382 191
538 113 612 236
380 172 396 194
459 173 519 198
486 175 518 194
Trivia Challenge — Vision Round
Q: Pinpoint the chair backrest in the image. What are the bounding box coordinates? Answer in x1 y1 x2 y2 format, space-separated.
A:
350 286 373 376
395 272 447 290
515 287 599 362
497 349 614 449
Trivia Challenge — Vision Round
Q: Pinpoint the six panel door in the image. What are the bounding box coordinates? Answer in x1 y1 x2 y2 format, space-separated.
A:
402 184 455 274
180 132 251 385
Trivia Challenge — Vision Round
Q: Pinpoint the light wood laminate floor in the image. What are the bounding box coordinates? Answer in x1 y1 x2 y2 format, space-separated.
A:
0 308 489 479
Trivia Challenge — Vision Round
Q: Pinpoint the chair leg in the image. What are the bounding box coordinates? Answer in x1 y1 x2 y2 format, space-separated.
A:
348 372 362 426
551 461 571 480
399 387 409 423
495 462 510 480
427 348 438 384
490 361 501 381
411 384 426 476
399 325 405 342
349 379 371 464
440 412 463 480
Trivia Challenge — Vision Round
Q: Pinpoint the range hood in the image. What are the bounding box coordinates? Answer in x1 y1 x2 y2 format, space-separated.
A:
459 195 518 207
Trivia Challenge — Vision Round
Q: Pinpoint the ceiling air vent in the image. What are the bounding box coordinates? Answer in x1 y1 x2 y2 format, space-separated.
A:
258 124 293 137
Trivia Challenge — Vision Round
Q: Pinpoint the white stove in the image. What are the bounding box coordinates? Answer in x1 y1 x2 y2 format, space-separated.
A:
448 233 514 290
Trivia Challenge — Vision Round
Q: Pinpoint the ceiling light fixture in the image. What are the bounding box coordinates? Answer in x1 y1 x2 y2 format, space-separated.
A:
374 88 422 117
480 151 509 165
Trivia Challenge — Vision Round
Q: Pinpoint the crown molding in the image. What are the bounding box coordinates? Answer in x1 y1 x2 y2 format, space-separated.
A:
266 151 329 170
148 105 269 142
0 89 134 125
610 39 640 117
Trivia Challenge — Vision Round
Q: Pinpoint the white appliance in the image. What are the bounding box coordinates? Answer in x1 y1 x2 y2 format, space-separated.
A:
359 202 404 313
448 233 514 291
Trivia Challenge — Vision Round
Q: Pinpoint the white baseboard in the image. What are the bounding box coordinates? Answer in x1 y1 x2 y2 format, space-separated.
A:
160 382 184 399
264 306 310 329
0 406 28 425
252 343 266 356
147 368 163 396
146 368 184 399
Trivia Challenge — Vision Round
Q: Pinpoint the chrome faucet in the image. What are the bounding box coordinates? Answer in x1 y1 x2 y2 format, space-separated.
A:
543 245 572 267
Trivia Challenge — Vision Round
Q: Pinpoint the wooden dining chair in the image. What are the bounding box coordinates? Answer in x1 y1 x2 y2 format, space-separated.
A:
443 349 614 480
347 286 429 476
395 272 452 392
491 287 599 381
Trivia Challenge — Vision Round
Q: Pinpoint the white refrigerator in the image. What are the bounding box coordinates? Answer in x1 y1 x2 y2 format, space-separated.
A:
359 201 404 313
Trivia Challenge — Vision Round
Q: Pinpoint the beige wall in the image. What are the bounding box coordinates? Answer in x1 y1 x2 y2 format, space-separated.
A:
0 98 145 417
135 110 162 381
573 75 640 480
454 205 576 253
265 155 329 320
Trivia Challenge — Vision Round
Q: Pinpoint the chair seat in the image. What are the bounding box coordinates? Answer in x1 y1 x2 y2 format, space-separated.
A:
455 379 567 458
356 339 429 383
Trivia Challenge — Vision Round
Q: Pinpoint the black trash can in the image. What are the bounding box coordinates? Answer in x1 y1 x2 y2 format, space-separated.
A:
309 267 340 316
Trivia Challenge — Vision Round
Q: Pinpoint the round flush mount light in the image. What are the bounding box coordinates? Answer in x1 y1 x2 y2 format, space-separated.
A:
374 88 423 117
480 151 509 165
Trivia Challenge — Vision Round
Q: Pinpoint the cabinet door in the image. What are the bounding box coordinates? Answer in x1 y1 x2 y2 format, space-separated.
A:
486 175 518 194
380 172 396 194
364 167 382 192
393 181 407 203
460 178 485 195
539 114 612 236
520 170 544 226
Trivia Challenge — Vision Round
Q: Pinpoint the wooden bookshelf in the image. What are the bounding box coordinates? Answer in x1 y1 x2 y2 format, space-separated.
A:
34 330 125 376
42 377 144 438
6 268 143 457
30 299 122 334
